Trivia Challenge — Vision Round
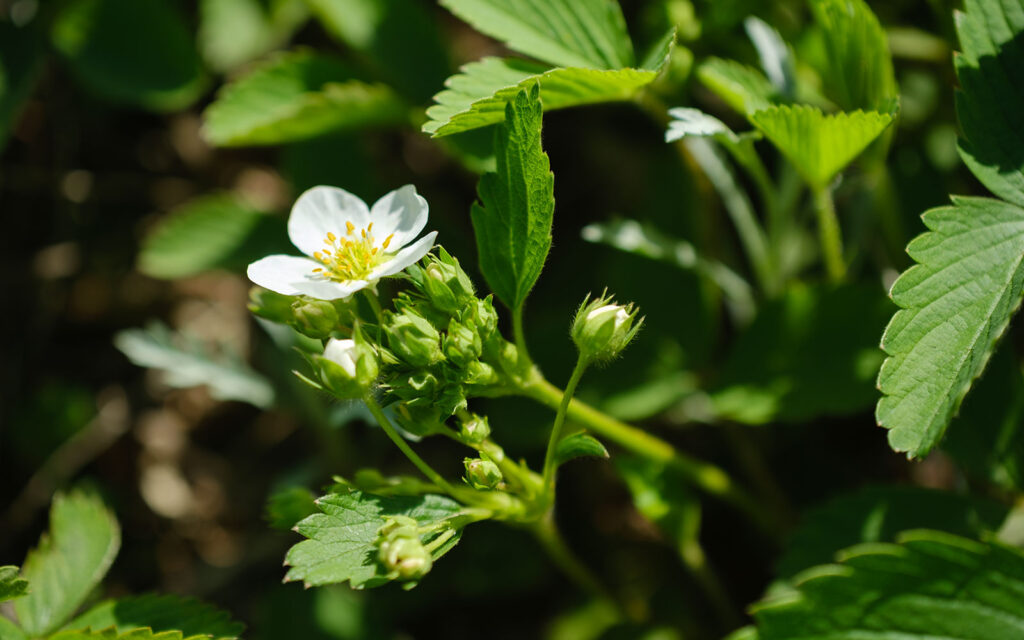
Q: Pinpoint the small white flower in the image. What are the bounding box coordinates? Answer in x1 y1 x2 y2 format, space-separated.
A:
322 338 358 378
247 185 438 300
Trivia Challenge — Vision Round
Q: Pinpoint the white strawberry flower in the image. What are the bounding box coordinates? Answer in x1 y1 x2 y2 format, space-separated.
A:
247 185 438 300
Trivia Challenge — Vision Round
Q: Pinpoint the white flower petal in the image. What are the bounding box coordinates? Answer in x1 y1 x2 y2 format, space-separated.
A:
367 231 438 280
288 186 370 257
248 255 369 300
369 184 429 250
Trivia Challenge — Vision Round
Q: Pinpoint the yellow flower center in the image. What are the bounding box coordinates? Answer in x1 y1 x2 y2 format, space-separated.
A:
311 221 395 281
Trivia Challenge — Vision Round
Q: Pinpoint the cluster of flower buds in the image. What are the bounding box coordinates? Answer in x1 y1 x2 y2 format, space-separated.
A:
375 516 432 582
249 289 356 339
571 292 644 364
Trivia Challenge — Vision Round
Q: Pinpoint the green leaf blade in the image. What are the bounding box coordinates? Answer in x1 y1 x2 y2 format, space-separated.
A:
0 566 28 603
438 0 634 69
64 595 243 640
470 85 554 310
15 490 121 637
878 196 1024 457
555 433 609 466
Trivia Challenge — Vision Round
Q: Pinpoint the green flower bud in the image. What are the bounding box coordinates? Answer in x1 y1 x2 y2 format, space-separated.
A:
384 308 443 367
571 293 643 363
421 247 475 314
464 296 498 339
248 287 295 324
289 297 340 338
459 413 491 444
463 361 499 386
377 515 419 540
376 517 433 581
463 457 502 490
392 402 444 437
315 329 379 397
444 320 482 367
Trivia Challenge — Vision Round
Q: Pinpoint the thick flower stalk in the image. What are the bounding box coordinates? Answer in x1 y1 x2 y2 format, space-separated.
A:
248 185 438 300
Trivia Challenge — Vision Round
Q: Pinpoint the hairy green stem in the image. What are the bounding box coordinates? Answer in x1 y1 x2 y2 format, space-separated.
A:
813 186 846 282
512 304 531 364
541 358 589 502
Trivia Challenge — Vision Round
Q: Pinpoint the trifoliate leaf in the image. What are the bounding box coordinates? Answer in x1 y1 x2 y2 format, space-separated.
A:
955 0 1024 208
424 57 661 137
265 487 318 531
284 491 464 589
64 595 243 640
15 490 121 637
747 530 1024 640
202 50 407 147
0 566 28 603
51 0 207 111
138 194 290 280
0 22 45 152
198 0 308 73
749 104 894 188
878 196 1024 457
775 485 1008 580
438 0 634 69
555 433 609 466
114 322 274 408
471 84 554 310
696 57 776 115
810 0 897 112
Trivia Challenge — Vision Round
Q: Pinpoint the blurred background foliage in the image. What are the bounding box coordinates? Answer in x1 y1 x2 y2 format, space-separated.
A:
0 0 1011 638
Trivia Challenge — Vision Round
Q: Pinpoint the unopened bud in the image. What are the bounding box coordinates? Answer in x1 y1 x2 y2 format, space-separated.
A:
571 293 643 363
316 330 379 397
248 287 295 324
289 297 339 338
421 247 475 314
378 535 432 581
444 320 482 367
464 457 502 490
459 413 491 444
384 308 443 367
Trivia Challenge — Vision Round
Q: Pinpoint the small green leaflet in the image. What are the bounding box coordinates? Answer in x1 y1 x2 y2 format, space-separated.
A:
114 322 275 408
0 566 28 603
438 0 634 69
51 0 207 111
878 196 1024 457
284 491 464 589
471 85 554 311
16 490 121 637
198 0 308 73
64 594 243 640
265 486 318 531
202 50 407 147
424 57 662 137
742 530 1024 640
749 104 893 188
696 58 776 115
555 433 609 466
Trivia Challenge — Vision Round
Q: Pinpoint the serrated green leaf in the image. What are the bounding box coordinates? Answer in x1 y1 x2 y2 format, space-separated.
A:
0 566 28 603
470 84 554 310
266 487 318 531
555 433 609 466
284 491 464 589
0 22 45 152
696 57 777 115
198 0 308 73
51 629 188 640
749 530 1024 639
712 283 892 424
114 322 274 408
202 51 407 147
15 490 121 637
305 0 449 102
878 196 1024 457
776 485 1008 580
955 0 1024 208
749 104 893 188
51 0 207 111
424 57 660 137
138 194 289 280
0 617 26 640
64 594 243 640
810 0 897 112
439 0 634 69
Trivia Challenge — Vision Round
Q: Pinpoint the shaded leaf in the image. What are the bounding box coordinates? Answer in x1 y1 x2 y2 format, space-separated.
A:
138 194 289 279
470 84 554 310
284 491 464 589
15 490 121 637
202 51 407 147
555 433 609 466
424 57 660 137
696 57 776 115
115 322 274 408
65 595 243 640
438 0 634 69
0 566 28 603
744 17 796 98
51 0 206 111
749 104 894 188
198 0 308 73
877 196 1024 456
0 22 45 151
266 487 318 531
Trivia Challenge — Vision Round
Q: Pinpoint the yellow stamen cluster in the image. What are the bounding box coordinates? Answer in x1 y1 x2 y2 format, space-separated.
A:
311 221 395 281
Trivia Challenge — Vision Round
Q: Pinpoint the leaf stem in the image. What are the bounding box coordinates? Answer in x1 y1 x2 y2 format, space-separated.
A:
362 394 461 497
813 185 846 282
541 357 589 502
512 304 531 364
